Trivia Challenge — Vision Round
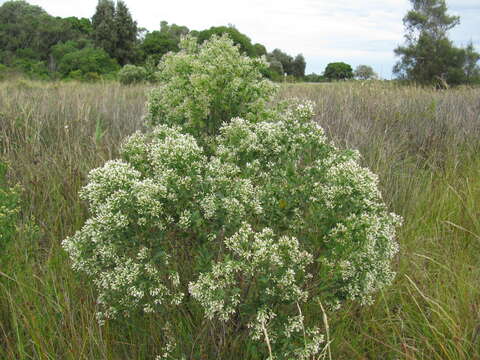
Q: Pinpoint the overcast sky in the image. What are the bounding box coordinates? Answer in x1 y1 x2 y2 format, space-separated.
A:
4 0 479 78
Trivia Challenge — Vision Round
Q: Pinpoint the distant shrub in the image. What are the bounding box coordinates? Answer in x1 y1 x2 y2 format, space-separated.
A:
118 64 147 85
59 47 119 80
147 34 277 137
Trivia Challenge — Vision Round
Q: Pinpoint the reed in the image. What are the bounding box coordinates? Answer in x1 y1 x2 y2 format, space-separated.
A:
1 79 479 359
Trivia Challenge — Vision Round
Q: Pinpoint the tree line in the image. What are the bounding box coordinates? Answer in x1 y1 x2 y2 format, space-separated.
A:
0 0 478 85
0 0 308 81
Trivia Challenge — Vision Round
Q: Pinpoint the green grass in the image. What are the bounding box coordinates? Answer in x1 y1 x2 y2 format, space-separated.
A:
1 79 479 359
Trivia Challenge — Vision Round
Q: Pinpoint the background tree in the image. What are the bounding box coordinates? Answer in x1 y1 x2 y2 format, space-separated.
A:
269 49 293 75
0 0 83 76
267 57 283 75
292 54 306 78
92 0 116 59
160 21 189 42
140 30 179 64
193 25 257 57
463 42 480 84
253 43 267 57
62 16 93 40
114 0 137 65
394 0 479 86
324 62 353 80
139 22 189 64
57 46 118 79
354 64 378 80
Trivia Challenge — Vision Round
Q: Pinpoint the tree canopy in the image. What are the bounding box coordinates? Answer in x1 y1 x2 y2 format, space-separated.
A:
140 22 189 64
394 0 480 86
354 65 377 80
92 0 116 58
324 62 353 80
0 0 307 82
192 25 257 57
114 0 137 65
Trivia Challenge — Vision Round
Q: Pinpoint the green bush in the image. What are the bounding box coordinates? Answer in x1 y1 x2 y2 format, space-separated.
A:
58 47 119 79
147 34 277 137
11 57 50 79
118 64 147 85
64 34 401 358
64 105 400 358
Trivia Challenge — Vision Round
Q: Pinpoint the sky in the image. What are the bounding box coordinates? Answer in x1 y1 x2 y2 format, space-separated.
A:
3 0 479 78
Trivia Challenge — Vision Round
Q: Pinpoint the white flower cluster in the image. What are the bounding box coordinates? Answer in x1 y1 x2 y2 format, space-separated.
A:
189 224 312 321
63 34 401 358
63 103 400 355
147 34 278 137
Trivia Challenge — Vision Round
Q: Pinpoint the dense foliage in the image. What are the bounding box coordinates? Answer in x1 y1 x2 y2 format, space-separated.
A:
192 25 259 57
266 49 307 80
394 0 480 86
113 0 138 66
64 108 400 358
147 35 277 137
63 35 401 358
57 46 119 79
324 62 354 81
0 0 305 82
0 0 91 78
91 0 116 59
140 22 189 64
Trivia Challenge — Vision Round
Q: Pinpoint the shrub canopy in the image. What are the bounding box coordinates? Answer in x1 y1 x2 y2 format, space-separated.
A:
147 34 277 138
64 34 400 358
64 102 400 357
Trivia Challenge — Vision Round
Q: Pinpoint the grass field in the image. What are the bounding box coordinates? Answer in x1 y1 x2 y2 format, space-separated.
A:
1 79 479 359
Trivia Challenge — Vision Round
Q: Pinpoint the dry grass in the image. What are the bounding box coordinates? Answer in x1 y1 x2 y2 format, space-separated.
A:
1 79 479 359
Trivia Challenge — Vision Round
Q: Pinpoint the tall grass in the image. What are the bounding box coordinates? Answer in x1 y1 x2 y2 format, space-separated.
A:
1 79 479 359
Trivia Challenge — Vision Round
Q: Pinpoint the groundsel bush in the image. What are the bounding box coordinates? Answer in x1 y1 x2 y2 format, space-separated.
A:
147 34 278 137
63 98 401 357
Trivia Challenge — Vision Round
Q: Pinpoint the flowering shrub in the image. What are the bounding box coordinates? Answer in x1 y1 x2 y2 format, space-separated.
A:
63 99 401 357
118 64 148 85
64 33 400 358
147 34 278 137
